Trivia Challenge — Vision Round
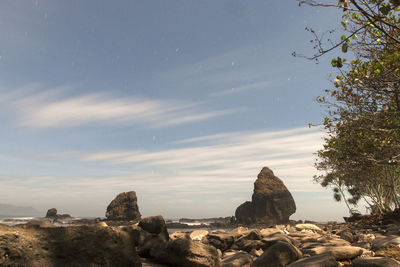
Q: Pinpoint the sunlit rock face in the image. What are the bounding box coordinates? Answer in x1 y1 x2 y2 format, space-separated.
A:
105 191 141 221
235 167 296 225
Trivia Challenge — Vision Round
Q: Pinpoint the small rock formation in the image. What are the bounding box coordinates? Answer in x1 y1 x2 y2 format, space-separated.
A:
105 191 141 221
235 167 296 225
45 208 72 220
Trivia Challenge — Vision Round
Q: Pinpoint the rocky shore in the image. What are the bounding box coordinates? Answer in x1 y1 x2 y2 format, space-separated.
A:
1 167 400 266
2 214 400 266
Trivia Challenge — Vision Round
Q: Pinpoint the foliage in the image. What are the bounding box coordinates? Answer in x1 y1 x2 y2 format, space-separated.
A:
300 0 400 214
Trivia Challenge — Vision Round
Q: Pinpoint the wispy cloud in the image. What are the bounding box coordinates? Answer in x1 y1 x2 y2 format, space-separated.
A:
71 127 325 192
0 126 327 218
1 87 237 129
210 80 278 96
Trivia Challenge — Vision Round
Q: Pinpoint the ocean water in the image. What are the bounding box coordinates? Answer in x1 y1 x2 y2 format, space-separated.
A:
0 215 37 226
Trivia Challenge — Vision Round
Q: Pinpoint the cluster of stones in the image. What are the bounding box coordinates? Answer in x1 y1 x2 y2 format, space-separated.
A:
164 221 400 267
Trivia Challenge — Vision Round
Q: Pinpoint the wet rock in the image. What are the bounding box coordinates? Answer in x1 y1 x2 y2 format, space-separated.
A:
235 167 296 225
105 191 141 221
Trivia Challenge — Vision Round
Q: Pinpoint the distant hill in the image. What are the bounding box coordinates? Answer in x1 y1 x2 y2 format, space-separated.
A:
0 203 41 217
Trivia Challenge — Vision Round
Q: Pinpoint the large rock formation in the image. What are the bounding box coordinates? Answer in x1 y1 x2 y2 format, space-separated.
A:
235 167 296 225
106 191 141 221
0 224 142 267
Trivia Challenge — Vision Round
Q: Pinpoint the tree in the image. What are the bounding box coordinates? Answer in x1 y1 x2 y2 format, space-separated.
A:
299 0 400 214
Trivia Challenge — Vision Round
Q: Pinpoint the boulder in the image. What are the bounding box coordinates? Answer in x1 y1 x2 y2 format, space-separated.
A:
150 238 220 267
45 208 72 220
352 257 400 267
45 208 57 218
0 224 142 267
206 232 235 251
222 250 253 267
190 230 209 241
251 240 302 267
287 253 338 267
235 167 296 225
106 191 141 221
138 215 169 241
305 245 363 260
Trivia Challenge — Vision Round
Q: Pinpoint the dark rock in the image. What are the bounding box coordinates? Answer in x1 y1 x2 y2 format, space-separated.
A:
352 257 400 267
206 232 235 251
235 167 296 225
0 224 142 267
150 238 220 267
138 215 169 241
251 240 302 267
287 252 338 267
222 250 253 267
45 208 57 218
106 191 141 221
45 208 72 220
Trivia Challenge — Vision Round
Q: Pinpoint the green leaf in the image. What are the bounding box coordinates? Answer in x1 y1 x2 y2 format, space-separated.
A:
379 5 391 15
342 43 348 53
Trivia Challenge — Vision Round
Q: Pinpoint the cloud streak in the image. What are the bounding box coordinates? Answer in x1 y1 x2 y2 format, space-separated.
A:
1 87 236 129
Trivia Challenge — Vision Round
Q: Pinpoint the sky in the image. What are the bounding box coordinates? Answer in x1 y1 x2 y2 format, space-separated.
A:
0 0 356 221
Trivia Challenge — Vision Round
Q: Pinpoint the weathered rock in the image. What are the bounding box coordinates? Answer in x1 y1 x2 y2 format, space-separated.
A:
170 231 188 240
260 228 284 237
0 224 142 267
190 230 209 241
235 167 296 225
150 238 220 267
287 252 338 267
45 208 72 220
45 208 57 218
295 224 323 233
352 257 400 267
375 244 400 262
372 235 400 250
222 250 253 267
305 245 363 260
251 240 302 267
206 232 235 251
138 215 169 241
106 191 141 221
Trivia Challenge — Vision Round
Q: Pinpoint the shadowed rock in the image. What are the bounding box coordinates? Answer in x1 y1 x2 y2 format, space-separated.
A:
235 167 296 225
106 191 141 221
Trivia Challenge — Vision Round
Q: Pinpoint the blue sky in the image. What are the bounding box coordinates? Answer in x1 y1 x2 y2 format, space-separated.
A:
0 0 354 221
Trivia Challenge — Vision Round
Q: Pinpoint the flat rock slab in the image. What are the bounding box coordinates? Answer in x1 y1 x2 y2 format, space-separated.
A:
287 253 338 267
306 245 363 260
352 257 400 267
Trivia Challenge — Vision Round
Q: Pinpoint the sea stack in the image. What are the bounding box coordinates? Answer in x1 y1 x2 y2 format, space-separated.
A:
235 167 296 225
105 191 141 221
